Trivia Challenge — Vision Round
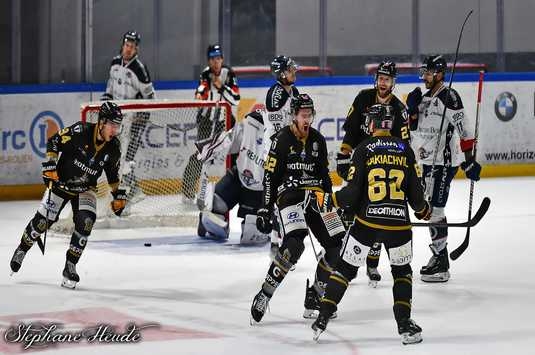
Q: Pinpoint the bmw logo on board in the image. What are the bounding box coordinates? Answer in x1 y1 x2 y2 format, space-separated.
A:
494 92 517 122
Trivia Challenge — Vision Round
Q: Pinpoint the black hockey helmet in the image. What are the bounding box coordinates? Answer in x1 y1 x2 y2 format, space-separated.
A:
366 104 394 131
122 31 140 46
270 55 298 80
99 102 123 125
419 55 447 78
207 44 223 59
290 93 315 116
376 61 397 78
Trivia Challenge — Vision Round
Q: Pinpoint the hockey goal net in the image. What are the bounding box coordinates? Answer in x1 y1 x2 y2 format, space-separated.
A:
51 99 231 234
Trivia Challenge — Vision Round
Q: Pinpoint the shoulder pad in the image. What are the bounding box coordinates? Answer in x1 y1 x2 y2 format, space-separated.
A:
266 83 290 112
129 59 152 83
111 56 122 66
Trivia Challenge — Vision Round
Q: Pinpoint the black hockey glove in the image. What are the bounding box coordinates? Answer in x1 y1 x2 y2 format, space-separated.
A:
256 208 273 234
336 152 352 180
414 201 432 221
460 157 481 181
406 87 422 116
41 160 59 186
110 188 127 216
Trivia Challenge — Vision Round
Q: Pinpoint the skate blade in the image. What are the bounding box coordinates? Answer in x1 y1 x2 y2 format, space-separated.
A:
312 327 324 342
303 309 318 319
61 278 77 289
401 332 423 345
421 271 450 283
368 280 378 288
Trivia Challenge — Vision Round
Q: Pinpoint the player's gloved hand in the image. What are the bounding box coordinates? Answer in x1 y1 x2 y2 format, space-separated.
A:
336 152 352 180
42 160 59 186
461 157 481 181
414 201 432 221
256 208 273 234
406 87 422 116
110 188 127 216
315 192 333 213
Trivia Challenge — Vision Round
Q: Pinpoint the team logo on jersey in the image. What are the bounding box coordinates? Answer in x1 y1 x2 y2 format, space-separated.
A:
118 78 122 85
126 72 132 79
353 245 361 254
418 147 431 160
494 92 517 122
29 111 64 159
312 142 319 157
241 169 259 186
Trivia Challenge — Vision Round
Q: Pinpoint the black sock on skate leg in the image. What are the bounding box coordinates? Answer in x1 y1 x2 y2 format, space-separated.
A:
392 265 413 322
19 213 49 252
66 230 89 265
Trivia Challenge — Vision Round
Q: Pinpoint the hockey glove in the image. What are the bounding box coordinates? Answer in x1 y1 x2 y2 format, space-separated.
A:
256 208 273 234
406 87 422 116
110 188 127 216
460 157 481 181
336 152 352 180
42 160 59 186
414 201 432 221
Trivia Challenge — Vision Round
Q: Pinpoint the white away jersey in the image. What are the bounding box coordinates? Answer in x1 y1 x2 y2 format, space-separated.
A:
410 85 475 167
103 55 155 100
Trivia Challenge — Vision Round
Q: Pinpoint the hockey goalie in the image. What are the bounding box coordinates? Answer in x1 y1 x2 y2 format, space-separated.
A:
196 110 270 245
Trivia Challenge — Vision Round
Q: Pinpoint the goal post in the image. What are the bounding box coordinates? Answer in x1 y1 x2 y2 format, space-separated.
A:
51 99 232 234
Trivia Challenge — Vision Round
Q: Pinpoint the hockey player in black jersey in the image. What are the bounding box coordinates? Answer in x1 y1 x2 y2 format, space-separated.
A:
312 104 432 345
102 31 155 199
337 61 410 287
183 44 240 201
264 55 300 257
250 94 346 323
407 55 481 282
9 102 126 289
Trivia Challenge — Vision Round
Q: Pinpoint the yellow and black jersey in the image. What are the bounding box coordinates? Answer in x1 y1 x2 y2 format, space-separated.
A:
46 122 121 192
333 134 426 230
262 126 332 208
342 88 409 152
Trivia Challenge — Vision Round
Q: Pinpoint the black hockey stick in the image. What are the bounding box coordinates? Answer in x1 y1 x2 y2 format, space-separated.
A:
37 181 53 255
412 196 490 228
425 10 473 200
450 70 485 260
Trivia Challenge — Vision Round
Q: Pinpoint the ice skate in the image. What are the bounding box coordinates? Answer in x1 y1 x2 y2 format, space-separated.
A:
367 266 381 288
398 318 423 345
10 246 27 275
61 261 80 289
420 245 450 282
250 290 270 324
303 279 337 319
311 312 330 341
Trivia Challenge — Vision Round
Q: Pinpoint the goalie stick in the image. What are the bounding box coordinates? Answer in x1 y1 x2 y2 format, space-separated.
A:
412 197 490 228
450 70 485 260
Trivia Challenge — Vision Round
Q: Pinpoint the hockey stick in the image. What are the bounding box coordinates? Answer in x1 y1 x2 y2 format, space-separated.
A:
425 10 473 200
450 70 485 260
412 196 490 228
36 181 53 255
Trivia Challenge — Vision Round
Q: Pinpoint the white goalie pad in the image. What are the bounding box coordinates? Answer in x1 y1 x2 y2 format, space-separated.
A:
241 214 270 245
201 211 229 239
341 235 370 267
388 240 413 266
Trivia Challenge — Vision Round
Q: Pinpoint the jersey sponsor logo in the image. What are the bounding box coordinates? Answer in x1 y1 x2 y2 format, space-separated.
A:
353 245 361 254
494 92 517 122
365 139 404 153
246 149 265 167
271 85 285 109
73 158 99 176
286 161 315 171
366 203 407 221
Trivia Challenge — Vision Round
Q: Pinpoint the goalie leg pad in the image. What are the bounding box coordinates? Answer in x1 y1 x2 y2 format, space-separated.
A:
212 192 230 215
241 214 270 245
201 211 229 240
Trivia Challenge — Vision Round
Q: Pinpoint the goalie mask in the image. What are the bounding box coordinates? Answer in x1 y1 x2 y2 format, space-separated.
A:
365 104 394 133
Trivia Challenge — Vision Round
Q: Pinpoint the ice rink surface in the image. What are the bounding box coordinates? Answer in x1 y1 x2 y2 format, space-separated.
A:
0 177 534 354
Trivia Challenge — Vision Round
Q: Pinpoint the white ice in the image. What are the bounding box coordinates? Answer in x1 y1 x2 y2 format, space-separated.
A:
0 177 534 355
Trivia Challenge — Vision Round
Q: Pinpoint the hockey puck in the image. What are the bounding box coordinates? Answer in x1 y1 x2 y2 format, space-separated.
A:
144 242 152 247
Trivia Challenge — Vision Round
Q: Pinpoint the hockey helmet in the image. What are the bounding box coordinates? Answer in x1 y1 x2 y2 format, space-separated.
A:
270 55 298 79
207 44 223 59
290 93 315 116
376 61 397 78
99 102 123 125
122 31 140 46
366 104 394 132
419 55 447 78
